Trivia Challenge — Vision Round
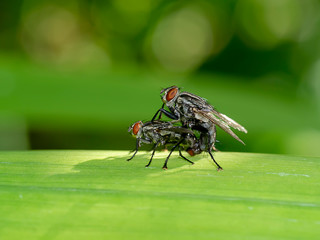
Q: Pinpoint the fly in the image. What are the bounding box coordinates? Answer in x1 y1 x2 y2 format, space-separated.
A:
127 120 202 169
152 86 247 171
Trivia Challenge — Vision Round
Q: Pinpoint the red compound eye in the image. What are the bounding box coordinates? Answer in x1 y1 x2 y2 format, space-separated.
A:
166 88 178 102
133 122 141 135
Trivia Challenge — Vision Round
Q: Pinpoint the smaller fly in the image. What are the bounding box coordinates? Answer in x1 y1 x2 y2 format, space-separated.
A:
127 120 202 169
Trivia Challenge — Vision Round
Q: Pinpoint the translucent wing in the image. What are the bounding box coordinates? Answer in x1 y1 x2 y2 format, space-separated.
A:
148 120 194 135
178 91 247 144
193 108 247 145
211 109 248 134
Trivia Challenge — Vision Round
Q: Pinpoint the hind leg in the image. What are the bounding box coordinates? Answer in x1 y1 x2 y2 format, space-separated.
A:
208 150 223 171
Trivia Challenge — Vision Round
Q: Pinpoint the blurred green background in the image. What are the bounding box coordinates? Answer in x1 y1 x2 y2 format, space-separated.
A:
0 0 319 156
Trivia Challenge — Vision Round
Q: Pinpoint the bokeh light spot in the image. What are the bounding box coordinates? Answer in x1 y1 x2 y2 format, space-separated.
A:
20 5 109 66
151 7 213 72
236 0 302 49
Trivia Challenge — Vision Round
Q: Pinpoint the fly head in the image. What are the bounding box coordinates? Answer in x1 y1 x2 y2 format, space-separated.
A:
128 121 143 138
160 86 180 108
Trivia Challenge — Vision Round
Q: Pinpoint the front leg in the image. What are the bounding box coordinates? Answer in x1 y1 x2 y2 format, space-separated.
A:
154 103 165 120
151 107 179 122
127 138 140 161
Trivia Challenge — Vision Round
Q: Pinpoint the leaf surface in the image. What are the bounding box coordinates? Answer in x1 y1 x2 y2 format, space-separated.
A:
0 151 319 239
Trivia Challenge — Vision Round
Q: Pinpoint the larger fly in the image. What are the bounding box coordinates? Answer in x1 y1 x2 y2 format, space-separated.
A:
128 120 202 169
152 86 247 171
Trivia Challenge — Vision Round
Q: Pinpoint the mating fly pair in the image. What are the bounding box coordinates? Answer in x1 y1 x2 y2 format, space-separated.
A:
128 86 247 170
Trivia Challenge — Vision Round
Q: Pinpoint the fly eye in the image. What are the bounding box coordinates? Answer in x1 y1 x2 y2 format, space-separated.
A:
166 88 178 102
133 122 141 135
187 148 195 156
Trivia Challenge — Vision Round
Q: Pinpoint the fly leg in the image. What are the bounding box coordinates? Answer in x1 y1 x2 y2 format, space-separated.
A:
179 147 194 165
208 150 223 171
157 103 165 120
204 124 222 170
162 139 184 170
145 141 160 167
151 106 179 122
127 139 140 161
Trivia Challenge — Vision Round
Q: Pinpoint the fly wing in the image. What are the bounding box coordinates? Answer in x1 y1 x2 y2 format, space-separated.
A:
145 120 193 135
179 92 247 144
211 109 248 134
193 108 247 145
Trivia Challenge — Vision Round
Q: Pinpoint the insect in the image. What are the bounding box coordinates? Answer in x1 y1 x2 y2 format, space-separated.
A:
127 120 202 169
152 86 247 171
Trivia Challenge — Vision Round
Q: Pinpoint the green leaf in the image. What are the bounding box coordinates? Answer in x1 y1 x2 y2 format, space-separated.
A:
0 151 319 239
